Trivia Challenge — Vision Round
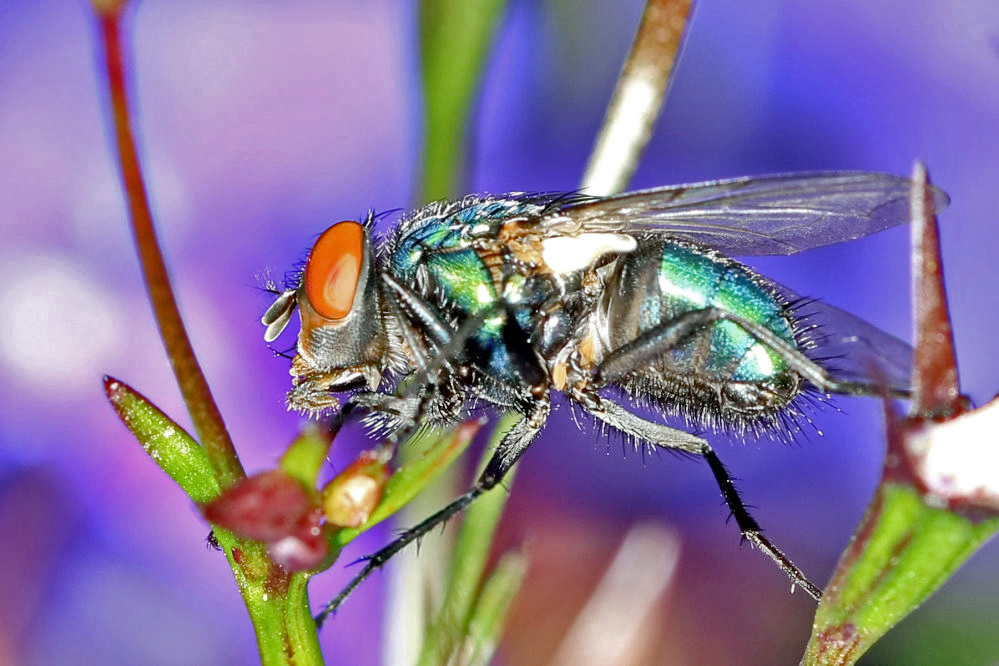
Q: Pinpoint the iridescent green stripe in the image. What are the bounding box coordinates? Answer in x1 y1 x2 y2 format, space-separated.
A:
659 244 794 382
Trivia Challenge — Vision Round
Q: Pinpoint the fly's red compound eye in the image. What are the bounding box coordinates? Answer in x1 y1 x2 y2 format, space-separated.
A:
303 221 365 320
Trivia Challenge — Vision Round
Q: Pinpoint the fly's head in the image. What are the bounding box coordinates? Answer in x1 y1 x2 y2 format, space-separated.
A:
262 220 390 416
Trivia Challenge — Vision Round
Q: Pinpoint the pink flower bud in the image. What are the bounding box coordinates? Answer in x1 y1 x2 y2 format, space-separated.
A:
203 470 313 542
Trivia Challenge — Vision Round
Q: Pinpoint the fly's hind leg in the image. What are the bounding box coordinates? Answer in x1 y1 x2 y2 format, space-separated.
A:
594 306 905 398
571 387 822 601
314 398 550 627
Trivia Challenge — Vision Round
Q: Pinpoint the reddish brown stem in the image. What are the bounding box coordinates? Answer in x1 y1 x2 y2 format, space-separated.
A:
97 5 244 486
910 162 961 417
581 0 694 196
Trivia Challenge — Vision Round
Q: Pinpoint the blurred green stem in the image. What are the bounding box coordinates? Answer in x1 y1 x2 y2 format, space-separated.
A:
404 1 517 661
419 0 507 202
417 412 521 665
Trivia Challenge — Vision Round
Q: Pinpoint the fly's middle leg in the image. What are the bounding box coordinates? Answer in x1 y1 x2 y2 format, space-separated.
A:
570 387 822 601
315 397 550 627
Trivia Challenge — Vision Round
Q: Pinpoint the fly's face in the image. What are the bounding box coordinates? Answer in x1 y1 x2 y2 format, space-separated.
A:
262 220 389 415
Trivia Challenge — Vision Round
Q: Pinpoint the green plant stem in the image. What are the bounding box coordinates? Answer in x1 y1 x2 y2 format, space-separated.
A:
94 4 322 663
398 2 514 658
105 375 324 664
95 1 243 488
463 551 527 665
215 529 323 666
417 412 521 665
805 484 999 665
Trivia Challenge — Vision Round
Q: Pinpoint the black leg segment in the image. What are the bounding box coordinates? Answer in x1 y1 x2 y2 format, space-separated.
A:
572 388 821 601
701 447 821 600
315 400 549 627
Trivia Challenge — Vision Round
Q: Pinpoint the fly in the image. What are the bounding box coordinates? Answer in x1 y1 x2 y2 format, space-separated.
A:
261 171 947 623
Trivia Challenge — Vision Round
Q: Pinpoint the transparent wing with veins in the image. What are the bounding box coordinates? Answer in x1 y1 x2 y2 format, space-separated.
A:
544 171 936 391
791 296 913 392
549 171 949 256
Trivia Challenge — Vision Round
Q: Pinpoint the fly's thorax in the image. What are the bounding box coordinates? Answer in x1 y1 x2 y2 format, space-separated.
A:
386 197 579 387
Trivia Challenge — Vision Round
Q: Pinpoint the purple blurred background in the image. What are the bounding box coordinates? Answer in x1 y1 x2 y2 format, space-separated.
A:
1 0 997 663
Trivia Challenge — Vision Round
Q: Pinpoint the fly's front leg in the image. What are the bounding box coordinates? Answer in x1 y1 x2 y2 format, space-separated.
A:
570 387 822 601
315 395 550 626
594 306 899 398
350 392 422 428
286 377 342 415
376 272 480 441
286 350 384 415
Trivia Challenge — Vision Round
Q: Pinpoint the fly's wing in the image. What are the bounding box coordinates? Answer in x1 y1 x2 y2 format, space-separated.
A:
794 297 913 392
550 172 949 256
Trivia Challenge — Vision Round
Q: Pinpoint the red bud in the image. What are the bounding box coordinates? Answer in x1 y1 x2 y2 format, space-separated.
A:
267 507 329 571
203 470 312 541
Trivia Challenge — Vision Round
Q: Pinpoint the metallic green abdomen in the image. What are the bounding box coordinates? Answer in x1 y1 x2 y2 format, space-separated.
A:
602 239 796 386
662 244 793 382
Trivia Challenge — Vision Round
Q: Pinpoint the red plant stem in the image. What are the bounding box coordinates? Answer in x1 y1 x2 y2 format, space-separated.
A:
97 5 244 486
